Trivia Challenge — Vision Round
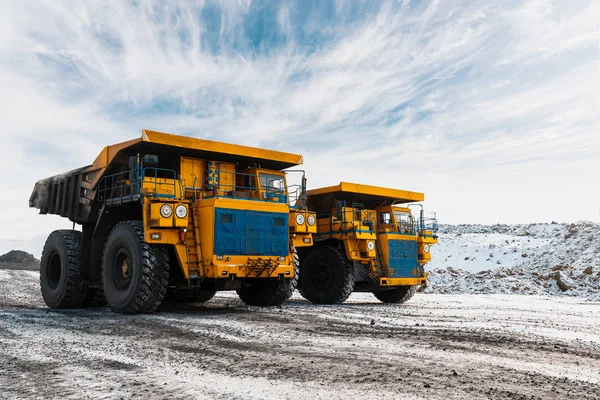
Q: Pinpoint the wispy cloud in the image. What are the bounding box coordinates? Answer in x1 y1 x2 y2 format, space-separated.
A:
0 0 598 239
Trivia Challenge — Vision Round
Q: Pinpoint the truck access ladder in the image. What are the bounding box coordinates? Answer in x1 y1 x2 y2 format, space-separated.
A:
185 203 203 279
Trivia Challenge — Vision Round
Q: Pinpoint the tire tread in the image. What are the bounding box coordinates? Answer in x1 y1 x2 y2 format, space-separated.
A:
298 245 354 304
373 285 418 304
102 221 170 314
40 230 88 309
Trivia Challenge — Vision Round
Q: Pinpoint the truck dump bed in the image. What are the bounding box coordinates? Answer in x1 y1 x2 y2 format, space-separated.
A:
29 129 304 224
28 166 92 223
305 182 424 212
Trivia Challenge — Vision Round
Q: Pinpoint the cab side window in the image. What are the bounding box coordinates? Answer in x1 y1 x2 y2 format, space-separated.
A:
380 212 391 224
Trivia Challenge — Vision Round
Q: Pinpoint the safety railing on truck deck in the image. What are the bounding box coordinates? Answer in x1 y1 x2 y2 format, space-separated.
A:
98 167 179 205
313 204 438 238
287 184 305 209
141 167 178 199
98 170 141 205
315 201 376 237
202 170 288 204
285 170 307 210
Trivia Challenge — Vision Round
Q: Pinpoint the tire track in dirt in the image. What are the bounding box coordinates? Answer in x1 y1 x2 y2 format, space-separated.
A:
0 271 599 399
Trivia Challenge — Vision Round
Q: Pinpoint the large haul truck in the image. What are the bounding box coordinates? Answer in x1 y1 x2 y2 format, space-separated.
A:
30 130 316 314
297 182 438 304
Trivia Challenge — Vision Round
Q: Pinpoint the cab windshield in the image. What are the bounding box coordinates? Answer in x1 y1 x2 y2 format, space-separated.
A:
392 210 415 234
259 173 286 194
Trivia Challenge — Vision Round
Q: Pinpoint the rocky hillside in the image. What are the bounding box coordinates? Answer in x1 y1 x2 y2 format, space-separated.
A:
0 250 40 271
425 221 600 300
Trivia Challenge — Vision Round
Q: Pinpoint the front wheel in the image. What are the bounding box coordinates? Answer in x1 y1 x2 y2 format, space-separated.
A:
101 221 170 314
298 245 354 304
373 286 418 304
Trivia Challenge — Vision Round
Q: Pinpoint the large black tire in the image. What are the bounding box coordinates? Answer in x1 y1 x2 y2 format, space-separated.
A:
291 249 300 290
237 251 297 306
190 289 216 303
299 245 354 304
172 287 216 303
373 285 418 304
237 278 294 307
40 230 89 309
101 221 170 314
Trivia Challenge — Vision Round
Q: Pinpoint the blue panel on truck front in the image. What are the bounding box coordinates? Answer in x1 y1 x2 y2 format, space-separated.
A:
388 240 418 278
214 208 289 257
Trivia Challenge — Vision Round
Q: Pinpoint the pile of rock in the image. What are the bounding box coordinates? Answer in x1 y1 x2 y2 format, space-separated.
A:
425 265 599 301
429 221 599 274
0 250 40 271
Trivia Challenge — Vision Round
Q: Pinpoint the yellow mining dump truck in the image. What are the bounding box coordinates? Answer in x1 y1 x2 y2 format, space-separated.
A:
29 130 316 314
296 182 438 304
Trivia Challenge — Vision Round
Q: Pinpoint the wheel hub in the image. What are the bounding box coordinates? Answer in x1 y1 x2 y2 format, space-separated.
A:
121 259 129 279
310 262 333 289
47 251 62 289
112 247 133 291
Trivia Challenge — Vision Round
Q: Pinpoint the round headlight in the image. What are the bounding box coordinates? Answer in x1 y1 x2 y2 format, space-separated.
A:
295 213 305 225
367 240 375 251
175 205 188 218
160 204 173 218
307 214 316 226
423 244 430 253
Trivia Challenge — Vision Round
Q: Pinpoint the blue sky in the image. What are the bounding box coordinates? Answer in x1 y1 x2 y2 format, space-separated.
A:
0 0 598 240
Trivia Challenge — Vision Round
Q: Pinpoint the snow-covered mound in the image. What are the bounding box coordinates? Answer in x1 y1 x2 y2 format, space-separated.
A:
425 221 599 300
428 221 598 273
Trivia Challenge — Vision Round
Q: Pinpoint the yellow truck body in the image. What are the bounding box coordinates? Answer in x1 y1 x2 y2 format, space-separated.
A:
30 130 315 313
297 182 438 304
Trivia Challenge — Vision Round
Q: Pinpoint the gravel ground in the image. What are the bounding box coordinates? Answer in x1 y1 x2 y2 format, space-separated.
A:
1 268 599 400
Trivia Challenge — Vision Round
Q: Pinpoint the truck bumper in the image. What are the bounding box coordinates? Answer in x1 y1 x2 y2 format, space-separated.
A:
207 262 294 279
379 274 428 288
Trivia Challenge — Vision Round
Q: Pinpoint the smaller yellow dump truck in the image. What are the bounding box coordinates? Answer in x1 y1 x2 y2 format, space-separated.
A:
296 182 438 304
29 130 315 314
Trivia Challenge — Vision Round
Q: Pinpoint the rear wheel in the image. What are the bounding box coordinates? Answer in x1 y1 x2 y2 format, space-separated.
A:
40 230 88 309
373 285 418 304
101 221 170 314
237 278 293 306
299 245 354 304
172 287 216 303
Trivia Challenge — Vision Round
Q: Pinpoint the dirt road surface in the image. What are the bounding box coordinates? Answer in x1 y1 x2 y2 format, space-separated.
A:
1 268 599 399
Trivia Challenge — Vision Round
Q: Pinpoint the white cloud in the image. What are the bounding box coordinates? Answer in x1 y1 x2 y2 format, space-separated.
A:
0 0 598 241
